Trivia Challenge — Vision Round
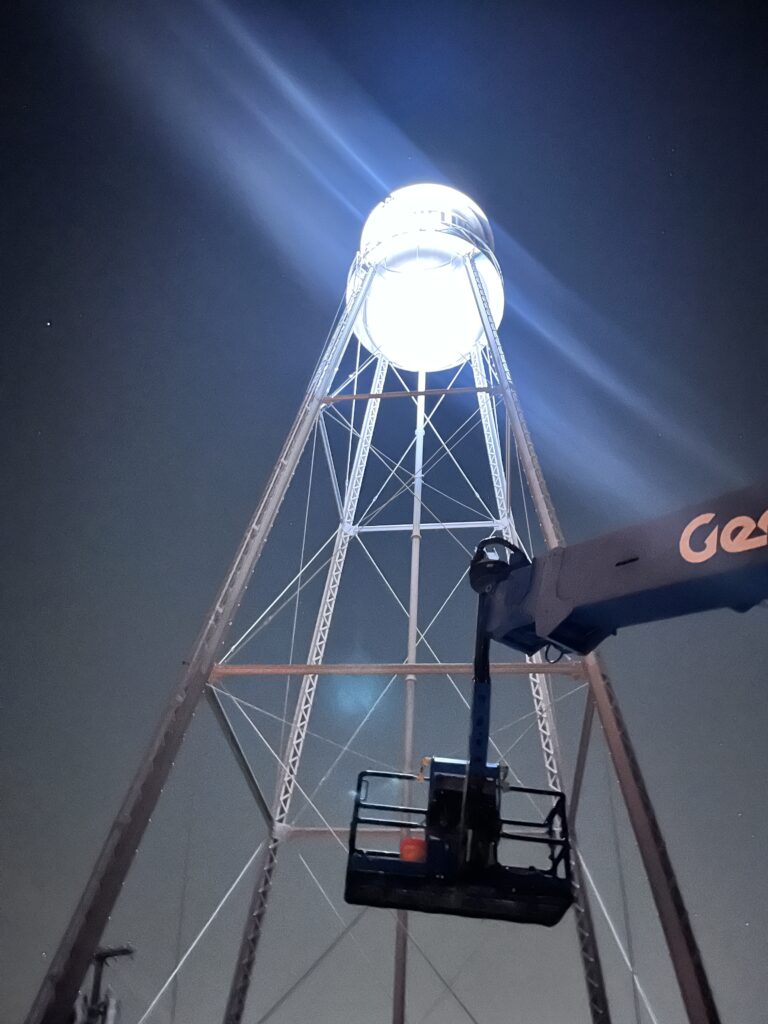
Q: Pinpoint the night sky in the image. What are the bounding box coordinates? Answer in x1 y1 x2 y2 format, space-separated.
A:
3 3 768 1023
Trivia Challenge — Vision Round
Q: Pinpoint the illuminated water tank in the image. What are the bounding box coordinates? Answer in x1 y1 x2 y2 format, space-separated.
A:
347 184 504 373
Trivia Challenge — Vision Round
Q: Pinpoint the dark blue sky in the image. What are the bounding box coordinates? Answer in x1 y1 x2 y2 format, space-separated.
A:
3 2 767 1023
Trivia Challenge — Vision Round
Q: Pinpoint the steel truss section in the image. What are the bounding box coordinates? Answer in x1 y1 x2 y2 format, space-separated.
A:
470 347 516 543
471 323 612 1024
222 356 389 1024
23 264 376 1024
526 656 612 1024
466 253 722 1024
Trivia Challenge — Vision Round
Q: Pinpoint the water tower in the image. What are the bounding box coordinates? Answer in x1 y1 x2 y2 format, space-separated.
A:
27 185 720 1024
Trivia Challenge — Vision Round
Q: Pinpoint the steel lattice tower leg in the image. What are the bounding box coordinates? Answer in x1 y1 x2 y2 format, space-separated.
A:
466 254 722 1024
470 347 612 1024
23 264 377 1024
223 356 388 1024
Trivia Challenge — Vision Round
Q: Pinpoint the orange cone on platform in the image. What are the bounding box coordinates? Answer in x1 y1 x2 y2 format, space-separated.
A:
399 836 427 862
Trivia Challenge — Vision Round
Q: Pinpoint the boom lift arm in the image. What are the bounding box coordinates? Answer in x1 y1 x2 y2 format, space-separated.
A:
477 482 768 657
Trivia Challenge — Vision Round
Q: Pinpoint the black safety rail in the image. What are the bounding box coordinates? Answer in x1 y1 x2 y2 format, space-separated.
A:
349 770 424 858
349 770 571 884
498 784 571 882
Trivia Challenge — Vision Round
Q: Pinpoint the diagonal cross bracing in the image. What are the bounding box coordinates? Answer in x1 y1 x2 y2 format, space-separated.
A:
390 364 495 522
324 403 478 557
221 531 337 664
329 379 486 531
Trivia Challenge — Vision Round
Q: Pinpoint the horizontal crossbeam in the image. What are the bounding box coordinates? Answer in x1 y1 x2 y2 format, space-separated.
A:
211 661 584 679
321 385 499 404
356 520 494 533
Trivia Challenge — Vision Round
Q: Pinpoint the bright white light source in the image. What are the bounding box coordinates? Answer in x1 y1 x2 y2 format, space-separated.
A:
347 184 504 373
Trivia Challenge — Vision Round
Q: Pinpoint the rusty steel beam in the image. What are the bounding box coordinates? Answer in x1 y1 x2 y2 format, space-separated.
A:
210 661 584 679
